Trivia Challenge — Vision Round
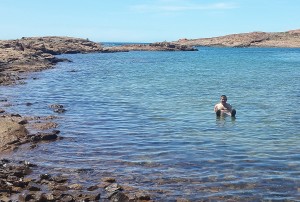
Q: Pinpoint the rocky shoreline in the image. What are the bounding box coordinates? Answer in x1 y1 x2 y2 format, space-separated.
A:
175 29 300 47
0 102 156 201
0 36 102 85
0 37 146 201
0 37 196 86
0 36 198 201
0 158 153 201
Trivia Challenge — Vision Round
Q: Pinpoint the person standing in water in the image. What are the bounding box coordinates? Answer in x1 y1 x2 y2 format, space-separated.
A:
214 95 236 117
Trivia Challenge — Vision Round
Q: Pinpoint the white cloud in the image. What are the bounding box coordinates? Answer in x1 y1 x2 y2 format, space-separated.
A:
130 1 238 13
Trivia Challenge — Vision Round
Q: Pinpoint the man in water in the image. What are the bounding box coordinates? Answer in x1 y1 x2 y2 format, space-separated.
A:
214 95 236 117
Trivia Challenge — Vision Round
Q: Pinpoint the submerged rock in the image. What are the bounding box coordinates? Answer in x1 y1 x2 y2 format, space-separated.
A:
0 158 151 201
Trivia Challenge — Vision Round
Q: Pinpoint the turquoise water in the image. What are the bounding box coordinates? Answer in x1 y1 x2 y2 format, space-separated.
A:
1 47 300 201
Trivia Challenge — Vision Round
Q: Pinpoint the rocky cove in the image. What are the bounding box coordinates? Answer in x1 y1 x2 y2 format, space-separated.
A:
0 36 197 86
0 36 197 201
1 31 300 201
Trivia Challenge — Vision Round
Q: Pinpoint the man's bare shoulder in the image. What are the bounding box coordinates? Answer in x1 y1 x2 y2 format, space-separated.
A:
215 103 222 108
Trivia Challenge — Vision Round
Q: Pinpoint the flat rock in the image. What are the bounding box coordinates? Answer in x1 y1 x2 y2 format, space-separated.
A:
0 117 28 151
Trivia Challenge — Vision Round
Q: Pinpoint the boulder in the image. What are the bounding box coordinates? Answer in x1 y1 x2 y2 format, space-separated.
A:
0 117 28 151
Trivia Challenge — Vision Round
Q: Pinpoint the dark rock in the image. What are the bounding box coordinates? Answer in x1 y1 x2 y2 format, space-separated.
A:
40 173 52 180
102 177 116 183
49 104 64 109
29 144 38 149
30 130 60 142
28 182 41 191
52 175 68 183
49 104 67 113
87 185 98 191
109 191 130 202
41 133 58 141
53 108 66 113
7 175 19 182
11 113 21 117
18 119 28 125
135 191 151 200
14 179 32 191
53 185 69 191
0 98 8 102
19 192 35 202
23 161 37 167
30 135 41 142
34 192 49 201
60 194 75 202
76 193 101 201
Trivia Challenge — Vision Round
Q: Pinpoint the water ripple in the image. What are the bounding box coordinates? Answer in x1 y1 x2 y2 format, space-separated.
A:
1 48 300 201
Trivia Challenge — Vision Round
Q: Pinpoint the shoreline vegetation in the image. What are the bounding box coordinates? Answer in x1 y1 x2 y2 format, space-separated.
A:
0 29 300 201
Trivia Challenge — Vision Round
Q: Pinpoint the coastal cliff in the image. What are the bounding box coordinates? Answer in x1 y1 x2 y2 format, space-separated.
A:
175 29 300 48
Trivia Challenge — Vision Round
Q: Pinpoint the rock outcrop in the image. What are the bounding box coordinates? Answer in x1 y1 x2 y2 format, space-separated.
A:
0 36 103 85
104 41 198 52
0 117 28 151
175 29 300 48
0 112 61 152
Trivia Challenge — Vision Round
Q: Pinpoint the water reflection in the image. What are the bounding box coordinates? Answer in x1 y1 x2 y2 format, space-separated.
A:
216 115 236 127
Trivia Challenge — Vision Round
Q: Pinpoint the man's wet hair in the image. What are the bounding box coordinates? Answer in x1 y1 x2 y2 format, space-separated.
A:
221 95 227 100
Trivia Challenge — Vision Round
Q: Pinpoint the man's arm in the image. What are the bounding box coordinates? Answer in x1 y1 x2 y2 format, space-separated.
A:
214 104 219 112
227 104 233 112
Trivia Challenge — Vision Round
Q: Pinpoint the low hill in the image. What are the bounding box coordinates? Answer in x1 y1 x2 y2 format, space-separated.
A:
175 29 300 48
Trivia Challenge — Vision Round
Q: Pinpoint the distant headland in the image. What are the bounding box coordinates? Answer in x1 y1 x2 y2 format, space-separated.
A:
175 29 300 48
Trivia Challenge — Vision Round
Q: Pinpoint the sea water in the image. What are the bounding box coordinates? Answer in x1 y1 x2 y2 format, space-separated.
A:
1 47 300 201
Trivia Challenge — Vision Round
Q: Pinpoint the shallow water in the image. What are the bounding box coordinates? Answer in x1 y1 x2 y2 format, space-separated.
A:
1 47 300 201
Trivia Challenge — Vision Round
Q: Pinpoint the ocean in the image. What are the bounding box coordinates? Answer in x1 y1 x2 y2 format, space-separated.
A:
1 47 300 201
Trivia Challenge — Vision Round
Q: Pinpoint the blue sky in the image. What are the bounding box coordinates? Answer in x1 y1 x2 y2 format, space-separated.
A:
0 0 299 42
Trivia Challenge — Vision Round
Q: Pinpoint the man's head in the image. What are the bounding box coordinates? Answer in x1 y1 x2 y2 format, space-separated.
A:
220 95 227 104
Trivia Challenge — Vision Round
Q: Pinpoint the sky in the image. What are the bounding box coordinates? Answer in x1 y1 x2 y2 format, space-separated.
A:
0 0 299 43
